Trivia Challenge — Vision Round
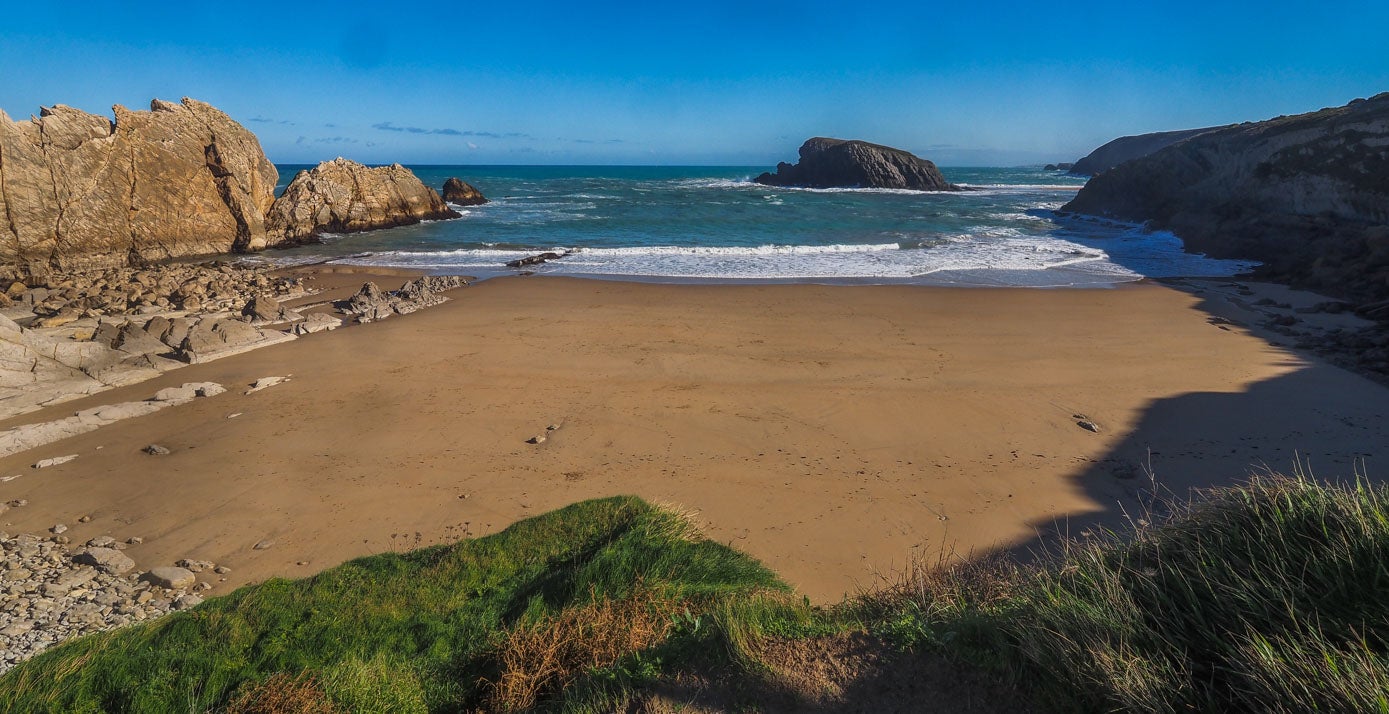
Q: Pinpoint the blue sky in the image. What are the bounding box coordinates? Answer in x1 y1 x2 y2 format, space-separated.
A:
2 1 1384 166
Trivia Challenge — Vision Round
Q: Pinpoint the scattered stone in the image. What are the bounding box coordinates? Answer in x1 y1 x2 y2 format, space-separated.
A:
175 559 214 573
546 424 560 431
292 312 341 335
126 536 143 545
33 454 78 469
142 444 171 456
50 524 67 535
8 499 27 508
194 383 226 397
77 515 91 523
213 565 232 575
252 539 275 550
86 536 116 548
1077 420 1101 433
226 413 242 419
527 434 547 445
140 567 195 590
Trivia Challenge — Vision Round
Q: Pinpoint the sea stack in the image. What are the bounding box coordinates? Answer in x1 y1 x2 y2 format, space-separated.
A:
442 178 489 206
1062 92 1389 301
265 158 460 244
754 137 961 191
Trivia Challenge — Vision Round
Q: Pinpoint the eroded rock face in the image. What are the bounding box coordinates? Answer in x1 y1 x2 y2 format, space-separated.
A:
1068 127 1221 176
1063 93 1389 302
0 98 280 279
754 138 960 191
442 177 489 206
266 158 459 243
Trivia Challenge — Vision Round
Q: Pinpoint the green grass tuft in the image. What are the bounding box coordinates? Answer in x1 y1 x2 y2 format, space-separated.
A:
874 472 1389 712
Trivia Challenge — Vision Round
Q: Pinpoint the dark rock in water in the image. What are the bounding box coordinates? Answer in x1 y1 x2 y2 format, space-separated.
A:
1043 162 1075 171
1069 127 1222 176
265 158 460 244
1063 92 1389 303
442 178 489 206
506 251 567 268
753 138 961 191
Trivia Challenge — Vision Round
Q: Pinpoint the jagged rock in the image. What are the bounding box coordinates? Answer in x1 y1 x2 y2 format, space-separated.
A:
265 158 459 244
243 294 282 321
1068 127 1222 176
0 98 282 280
176 318 265 363
338 276 469 321
442 177 489 206
754 138 961 191
73 548 135 575
1063 93 1389 302
1043 162 1075 171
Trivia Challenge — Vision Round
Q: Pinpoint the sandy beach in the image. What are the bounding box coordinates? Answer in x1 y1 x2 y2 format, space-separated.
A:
1 275 1386 603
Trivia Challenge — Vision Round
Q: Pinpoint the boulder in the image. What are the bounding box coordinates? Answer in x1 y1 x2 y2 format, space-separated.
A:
73 547 136 575
175 318 265 362
140 566 195 589
1068 127 1222 176
754 138 961 191
0 98 282 280
1063 93 1389 302
265 158 460 243
442 177 489 206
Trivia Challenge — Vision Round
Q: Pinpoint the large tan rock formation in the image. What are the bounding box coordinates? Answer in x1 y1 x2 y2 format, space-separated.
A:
0 98 280 279
266 158 459 243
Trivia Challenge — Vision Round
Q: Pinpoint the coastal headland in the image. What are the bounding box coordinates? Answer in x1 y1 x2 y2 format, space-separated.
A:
2 271 1386 607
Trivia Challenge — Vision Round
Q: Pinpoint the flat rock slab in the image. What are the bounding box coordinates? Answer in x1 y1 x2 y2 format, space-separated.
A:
73 548 136 575
140 566 195 590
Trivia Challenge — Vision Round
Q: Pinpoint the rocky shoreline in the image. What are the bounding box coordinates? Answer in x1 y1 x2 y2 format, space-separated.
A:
0 521 226 674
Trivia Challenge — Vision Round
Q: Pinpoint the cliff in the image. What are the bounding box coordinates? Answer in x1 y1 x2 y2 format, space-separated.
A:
1069 126 1221 176
1063 93 1389 301
0 98 280 279
754 138 960 191
266 159 459 243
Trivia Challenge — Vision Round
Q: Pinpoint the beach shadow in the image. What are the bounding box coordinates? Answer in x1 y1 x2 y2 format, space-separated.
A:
994 294 1389 563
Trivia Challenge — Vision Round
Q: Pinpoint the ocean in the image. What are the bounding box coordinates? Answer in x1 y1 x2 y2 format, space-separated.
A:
267 165 1257 286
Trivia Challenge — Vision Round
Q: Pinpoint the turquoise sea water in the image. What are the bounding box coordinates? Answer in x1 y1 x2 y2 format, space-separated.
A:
267 165 1256 286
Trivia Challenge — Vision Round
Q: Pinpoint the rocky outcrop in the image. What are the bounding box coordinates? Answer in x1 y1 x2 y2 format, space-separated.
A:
1068 126 1221 176
266 159 459 243
1044 163 1075 171
337 275 470 323
442 177 488 206
1062 93 1389 302
0 98 281 279
754 138 961 191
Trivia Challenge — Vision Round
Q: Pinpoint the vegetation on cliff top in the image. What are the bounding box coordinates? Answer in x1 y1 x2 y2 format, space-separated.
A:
2 474 1387 712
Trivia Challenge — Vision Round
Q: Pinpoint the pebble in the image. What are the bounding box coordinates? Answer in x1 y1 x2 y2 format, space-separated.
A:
252 539 275 550
50 524 67 535
78 515 91 523
142 444 171 456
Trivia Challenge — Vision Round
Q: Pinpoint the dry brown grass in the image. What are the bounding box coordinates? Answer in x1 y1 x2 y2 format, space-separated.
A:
224 673 341 714
483 588 679 712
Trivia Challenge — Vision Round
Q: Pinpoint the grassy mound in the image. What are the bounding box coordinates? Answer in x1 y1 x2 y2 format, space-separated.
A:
4 475 1388 712
872 473 1389 712
0 496 788 713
